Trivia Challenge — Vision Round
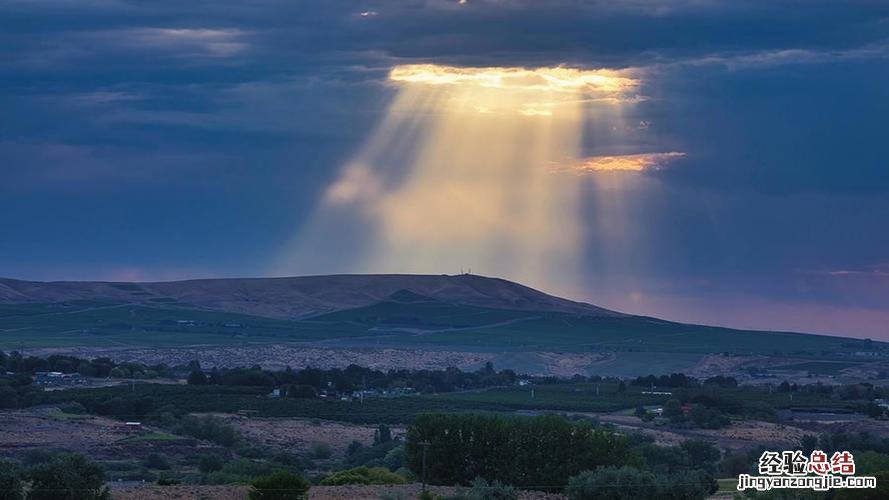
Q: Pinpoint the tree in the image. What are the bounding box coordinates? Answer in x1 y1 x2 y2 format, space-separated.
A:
689 406 730 429
0 459 23 500
249 470 310 500
679 440 720 473
187 370 208 385
566 467 715 500
143 453 171 470
663 399 684 423
406 413 627 489
286 385 316 398
27 453 110 500
320 466 406 486
566 467 658 500
374 424 392 444
346 440 363 456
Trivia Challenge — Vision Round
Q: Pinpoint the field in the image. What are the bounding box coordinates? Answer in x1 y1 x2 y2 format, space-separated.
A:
34 379 856 426
111 484 566 500
208 415 406 458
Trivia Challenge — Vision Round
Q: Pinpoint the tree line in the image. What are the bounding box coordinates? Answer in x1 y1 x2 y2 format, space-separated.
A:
186 361 524 395
404 413 719 499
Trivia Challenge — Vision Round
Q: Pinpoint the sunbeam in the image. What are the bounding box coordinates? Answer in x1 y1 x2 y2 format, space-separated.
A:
277 64 649 293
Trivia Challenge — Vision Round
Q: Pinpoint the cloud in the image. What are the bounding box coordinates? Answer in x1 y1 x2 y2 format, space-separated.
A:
556 152 685 173
114 28 250 58
800 264 889 279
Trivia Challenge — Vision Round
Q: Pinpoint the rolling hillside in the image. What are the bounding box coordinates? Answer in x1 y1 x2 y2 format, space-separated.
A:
0 274 616 319
0 274 881 361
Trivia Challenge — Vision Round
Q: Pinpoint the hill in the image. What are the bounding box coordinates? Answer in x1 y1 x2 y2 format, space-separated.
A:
0 274 616 319
0 274 884 374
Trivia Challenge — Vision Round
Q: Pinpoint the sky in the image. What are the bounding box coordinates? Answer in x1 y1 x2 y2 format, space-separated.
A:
2 0 889 339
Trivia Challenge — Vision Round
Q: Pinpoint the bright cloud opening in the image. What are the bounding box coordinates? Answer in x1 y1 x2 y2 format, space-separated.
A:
559 152 686 173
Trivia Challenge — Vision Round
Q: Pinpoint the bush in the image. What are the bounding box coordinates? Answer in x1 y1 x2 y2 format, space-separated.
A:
0 459 24 500
450 477 518 500
311 442 332 459
205 459 278 485
320 466 406 486
347 440 364 456
187 370 208 385
27 453 110 500
286 385 317 398
156 476 181 486
679 440 720 473
19 449 59 468
566 466 658 500
57 401 87 414
689 406 730 429
384 446 407 470
177 415 240 447
374 424 392 444
198 454 225 474
143 453 171 470
566 467 715 500
345 440 401 468
249 470 310 500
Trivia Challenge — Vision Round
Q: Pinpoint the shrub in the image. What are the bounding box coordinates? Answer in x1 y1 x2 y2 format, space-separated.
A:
198 454 225 474
450 477 517 500
249 470 310 500
320 466 406 486
566 466 658 500
187 370 208 385
143 453 171 470
177 415 240 447
56 401 87 414
286 385 317 398
345 440 401 468
566 467 715 500
206 458 277 485
156 476 181 486
384 446 407 470
27 453 110 500
347 440 364 456
689 406 730 429
311 442 332 459
0 459 24 500
374 424 392 444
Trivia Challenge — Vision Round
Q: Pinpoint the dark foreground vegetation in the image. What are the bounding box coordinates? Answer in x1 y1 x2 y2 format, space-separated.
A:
4 353 889 498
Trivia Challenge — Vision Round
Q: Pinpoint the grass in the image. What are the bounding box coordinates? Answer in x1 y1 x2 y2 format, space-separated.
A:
774 360 868 375
425 382 671 413
119 431 183 443
1 300 884 359
48 411 90 421
717 478 739 492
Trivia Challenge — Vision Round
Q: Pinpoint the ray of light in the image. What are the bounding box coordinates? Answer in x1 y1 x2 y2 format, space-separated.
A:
276 64 647 294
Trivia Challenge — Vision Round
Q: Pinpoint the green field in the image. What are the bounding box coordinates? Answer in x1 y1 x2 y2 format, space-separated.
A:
35 380 854 425
1 299 884 361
